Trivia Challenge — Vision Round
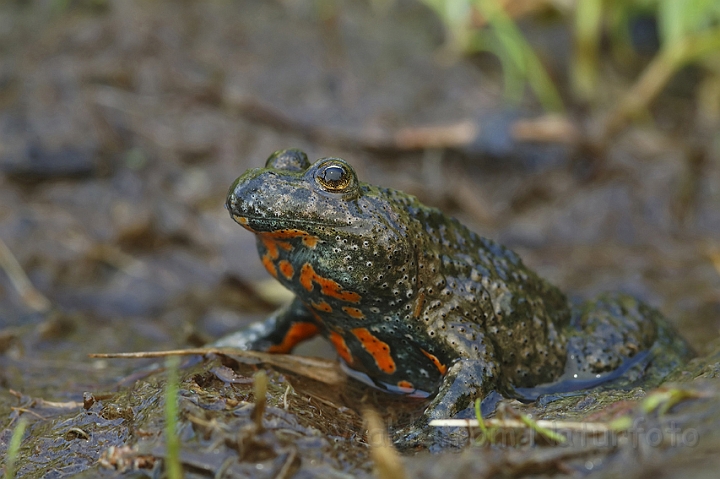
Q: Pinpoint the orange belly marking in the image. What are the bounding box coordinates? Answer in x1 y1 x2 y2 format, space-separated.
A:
261 254 277 277
299 263 361 303
262 229 319 249
342 306 365 319
278 260 295 280
267 322 319 354
351 328 396 374
311 300 333 313
396 380 414 392
420 348 448 375
329 331 353 364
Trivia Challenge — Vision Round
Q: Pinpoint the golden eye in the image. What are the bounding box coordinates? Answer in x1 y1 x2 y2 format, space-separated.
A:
315 161 355 192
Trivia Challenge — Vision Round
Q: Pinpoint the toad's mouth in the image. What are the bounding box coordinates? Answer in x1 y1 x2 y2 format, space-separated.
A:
231 214 337 231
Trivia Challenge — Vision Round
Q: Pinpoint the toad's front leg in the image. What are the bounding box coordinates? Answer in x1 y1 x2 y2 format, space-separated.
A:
214 297 320 353
392 358 500 447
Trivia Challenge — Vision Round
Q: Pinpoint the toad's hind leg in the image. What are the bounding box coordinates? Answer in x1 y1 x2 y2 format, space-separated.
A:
213 297 320 353
513 293 692 400
563 293 691 380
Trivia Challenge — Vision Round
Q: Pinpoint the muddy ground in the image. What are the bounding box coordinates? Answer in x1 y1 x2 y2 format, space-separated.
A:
0 1 719 478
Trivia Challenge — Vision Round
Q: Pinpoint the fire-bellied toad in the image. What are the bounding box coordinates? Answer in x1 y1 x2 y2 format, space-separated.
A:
221 149 691 423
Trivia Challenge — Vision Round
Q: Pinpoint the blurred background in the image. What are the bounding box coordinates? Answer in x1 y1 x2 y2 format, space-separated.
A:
0 0 719 474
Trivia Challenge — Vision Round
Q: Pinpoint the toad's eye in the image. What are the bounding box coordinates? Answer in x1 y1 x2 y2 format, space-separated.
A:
315 160 356 192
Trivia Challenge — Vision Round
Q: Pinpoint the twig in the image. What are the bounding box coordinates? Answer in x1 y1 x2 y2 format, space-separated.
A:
9 408 46 421
230 95 578 151
602 28 720 141
430 417 613 435
364 409 407 479
393 121 479 149
251 371 267 432
706 245 720 277
511 114 581 144
0 238 51 313
89 347 346 386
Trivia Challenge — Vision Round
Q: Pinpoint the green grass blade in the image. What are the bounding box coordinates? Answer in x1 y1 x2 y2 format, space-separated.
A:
474 0 565 111
4 418 28 479
164 356 183 479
